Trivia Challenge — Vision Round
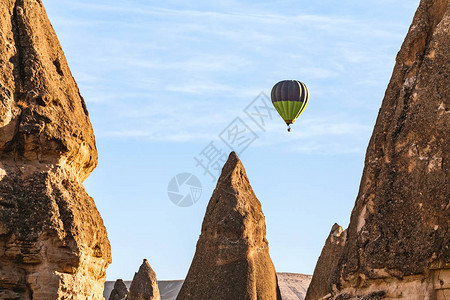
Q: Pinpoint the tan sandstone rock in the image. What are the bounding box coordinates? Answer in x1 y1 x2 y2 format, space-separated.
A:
127 259 161 300
305 224 346 300
109 279 130 300
0 0 111 298
310 0 450 299
176 152 282 300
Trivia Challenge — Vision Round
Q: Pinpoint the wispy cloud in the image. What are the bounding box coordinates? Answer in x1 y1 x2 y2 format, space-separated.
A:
46 0 412 153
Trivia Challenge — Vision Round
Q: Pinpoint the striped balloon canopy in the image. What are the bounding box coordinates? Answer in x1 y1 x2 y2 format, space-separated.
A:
271 80 309 132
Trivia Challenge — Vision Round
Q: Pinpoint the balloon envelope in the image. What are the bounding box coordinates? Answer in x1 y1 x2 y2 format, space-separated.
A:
271 80 309 126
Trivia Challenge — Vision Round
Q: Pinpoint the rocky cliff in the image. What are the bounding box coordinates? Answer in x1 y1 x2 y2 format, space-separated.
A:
0 0 111 298
305 224 346 300
176 152 282 300
109 279 130 300
127 259 161 300
310 0 449 299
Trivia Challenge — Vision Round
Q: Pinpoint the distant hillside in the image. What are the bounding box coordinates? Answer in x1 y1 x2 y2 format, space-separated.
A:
104 273 311 300
277 273 312 300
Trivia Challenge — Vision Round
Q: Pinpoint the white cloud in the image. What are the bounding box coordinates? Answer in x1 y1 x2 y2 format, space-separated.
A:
46 0 411 154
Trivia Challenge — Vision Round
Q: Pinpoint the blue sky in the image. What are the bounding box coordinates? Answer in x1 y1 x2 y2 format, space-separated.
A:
44 0 419 280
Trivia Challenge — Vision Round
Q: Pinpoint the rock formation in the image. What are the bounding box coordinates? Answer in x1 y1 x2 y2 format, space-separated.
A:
0 0 111 298
310 0 450 299
176 152 282 300
104 274 311 300
127 259 161 300
305 224 346 300
109 279 130 300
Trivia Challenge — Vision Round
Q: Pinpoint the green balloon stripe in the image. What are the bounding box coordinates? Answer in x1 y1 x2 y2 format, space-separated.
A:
273 101 305 124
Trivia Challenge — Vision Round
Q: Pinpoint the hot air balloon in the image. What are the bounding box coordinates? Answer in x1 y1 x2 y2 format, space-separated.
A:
271 80 309 132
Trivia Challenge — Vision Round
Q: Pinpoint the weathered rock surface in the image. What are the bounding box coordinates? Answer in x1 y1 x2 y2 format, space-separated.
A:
0 0 111 298
127 259 161 300
109 279 130 300
105 280 184 300
176 152 282 300
104 274 311 300
305 224 346 300
310 0 450 299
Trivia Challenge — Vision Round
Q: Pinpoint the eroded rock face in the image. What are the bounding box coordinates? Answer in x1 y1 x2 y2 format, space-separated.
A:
109 279 130 300
0 0 111 298
176 152 282 300
315 0 450 299
127 259 161 300
305 224 346 300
